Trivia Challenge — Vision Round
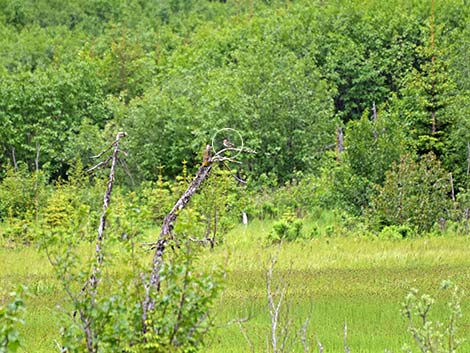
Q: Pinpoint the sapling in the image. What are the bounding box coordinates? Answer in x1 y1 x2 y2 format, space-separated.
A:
401 280 465 353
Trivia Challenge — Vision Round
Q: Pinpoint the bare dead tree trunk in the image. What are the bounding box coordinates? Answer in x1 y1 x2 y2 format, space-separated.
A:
372 101 378 122
267 261 284 353
79 132 126 353
372 101 378 140
142 144 255 335
431 111 437 135
142 162 213 333
450 173 455 202
336 127 344 162
11 147 18 171
89 132 127 299
35 141 40 172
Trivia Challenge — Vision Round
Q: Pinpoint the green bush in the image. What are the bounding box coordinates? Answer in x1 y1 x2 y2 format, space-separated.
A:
378 225 416 240
268 212 304 243
0 165 48 222
0 287 26 353
370 153 451 232
402 280 465 353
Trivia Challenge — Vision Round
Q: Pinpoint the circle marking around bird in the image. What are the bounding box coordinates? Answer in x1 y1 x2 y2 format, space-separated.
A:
211 128 244 159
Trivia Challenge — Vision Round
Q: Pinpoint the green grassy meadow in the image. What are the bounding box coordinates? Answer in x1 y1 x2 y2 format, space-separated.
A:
2 220 470 352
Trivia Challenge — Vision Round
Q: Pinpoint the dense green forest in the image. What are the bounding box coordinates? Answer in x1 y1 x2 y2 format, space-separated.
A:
2 0 470 233
1 1 470 352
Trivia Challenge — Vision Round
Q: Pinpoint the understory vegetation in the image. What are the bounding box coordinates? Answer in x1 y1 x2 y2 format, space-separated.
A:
1 0 470 352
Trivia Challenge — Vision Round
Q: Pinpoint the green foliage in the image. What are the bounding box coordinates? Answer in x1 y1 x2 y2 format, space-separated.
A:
43 181 93 241
1 0 470 196
0 287 26 353
138 174 174 225
268 211 304 243
37 165 223 353
371 154 450 232
0 62 108 176
194 167 248 240
50 240 221 353
377 225 416 241
397 46 456 158
0 165 48 242
317 156 375 215
346 106 408 185
0 165 47 221
401 280 465 353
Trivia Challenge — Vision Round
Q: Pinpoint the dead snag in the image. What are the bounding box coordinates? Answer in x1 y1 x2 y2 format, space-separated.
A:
72 131 127 353
89 131 127 299
142 144 255 334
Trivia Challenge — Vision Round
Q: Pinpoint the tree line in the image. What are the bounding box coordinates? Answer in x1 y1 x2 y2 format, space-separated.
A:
1 0 470 233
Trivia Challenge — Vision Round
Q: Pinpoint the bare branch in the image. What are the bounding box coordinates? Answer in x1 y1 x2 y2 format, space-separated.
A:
336 127 344 162
299 318 310 353
117 158 135 186
90 140 118 160
219 316 250 328
213 156 242 164
187 311 210 339
213 146 256 158
86 156 112 173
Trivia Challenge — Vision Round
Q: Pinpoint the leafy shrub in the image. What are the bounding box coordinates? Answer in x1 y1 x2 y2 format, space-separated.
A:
377 225 416 240
138 176 173 225
370 153 450 232
316 156 375 216
0 287 26 353
1 217 37 244
0 165 48 222
401 280 465 353
268 212 304 243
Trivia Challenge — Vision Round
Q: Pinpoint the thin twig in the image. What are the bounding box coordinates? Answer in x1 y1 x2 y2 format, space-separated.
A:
187 311 210 338
213 147 256 158
117 158 135 186
238 320 256 353
344 321 350 353
170 254 191 346
219 316 250 328
213 156 243 164
316 338 324 353
90 141 116 159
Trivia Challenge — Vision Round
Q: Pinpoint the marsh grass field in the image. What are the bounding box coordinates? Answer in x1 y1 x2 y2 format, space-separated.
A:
2 220 470 353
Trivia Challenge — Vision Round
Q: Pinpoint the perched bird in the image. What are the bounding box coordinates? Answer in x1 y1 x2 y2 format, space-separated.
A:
223 138 235 148
202 144 211 166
